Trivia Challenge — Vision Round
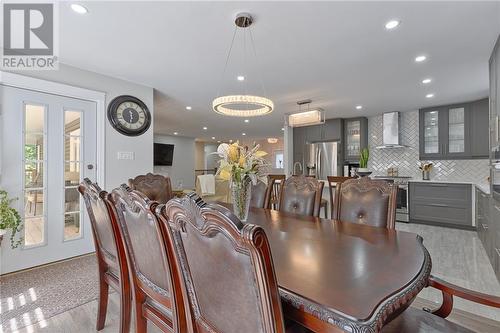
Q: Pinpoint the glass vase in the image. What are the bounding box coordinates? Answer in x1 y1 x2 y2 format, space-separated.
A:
231 178 252 222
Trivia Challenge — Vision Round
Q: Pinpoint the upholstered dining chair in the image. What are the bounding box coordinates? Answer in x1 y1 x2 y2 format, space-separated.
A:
250 180 273 209
128 173 173 204
333 177 398 228
78 179 131 333
279 175 324 217
327 176 354 219
161 193 309 333
109 185 186 333
268 174 286 210
382 274 500 332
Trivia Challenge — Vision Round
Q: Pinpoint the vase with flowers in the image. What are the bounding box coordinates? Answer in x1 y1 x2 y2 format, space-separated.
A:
419 162 433 180
215 142 268 221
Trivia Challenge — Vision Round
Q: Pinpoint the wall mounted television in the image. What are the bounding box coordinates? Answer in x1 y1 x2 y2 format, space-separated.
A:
154 143 174 166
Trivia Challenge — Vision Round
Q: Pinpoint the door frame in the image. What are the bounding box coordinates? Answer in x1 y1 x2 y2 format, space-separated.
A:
1 71 106 187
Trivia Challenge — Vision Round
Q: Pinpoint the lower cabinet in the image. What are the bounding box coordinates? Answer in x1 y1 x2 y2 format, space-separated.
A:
409 182 472 228
476 188 500 282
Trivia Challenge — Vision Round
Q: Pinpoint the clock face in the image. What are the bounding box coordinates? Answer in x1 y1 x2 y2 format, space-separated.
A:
107 96 151 136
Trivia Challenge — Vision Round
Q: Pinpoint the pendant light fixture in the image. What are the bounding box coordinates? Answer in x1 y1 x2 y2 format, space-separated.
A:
286 99 325 127
212 13 274 117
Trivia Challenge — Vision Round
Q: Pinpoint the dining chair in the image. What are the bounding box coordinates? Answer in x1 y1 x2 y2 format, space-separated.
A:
78 179 131 333
161 193 309 333
382 274 500 332
250 180 273 209
305 175 328 218
109 185 186 333
268 174 286 210
333 177 397 228
128 173 173 204
327 176 354 219
279 175 324 217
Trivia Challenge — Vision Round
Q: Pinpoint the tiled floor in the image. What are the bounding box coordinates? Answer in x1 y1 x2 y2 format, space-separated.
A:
396 222 500 321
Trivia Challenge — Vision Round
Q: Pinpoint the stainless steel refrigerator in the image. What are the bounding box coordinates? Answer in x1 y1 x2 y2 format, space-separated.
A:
304 142 340 180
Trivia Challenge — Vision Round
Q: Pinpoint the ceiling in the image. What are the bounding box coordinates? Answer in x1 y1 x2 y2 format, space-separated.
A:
57 1 500 141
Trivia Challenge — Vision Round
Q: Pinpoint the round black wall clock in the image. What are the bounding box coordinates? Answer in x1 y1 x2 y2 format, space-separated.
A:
107 95 151 136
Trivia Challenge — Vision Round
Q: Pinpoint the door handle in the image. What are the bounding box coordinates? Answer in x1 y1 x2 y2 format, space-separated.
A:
87 164 94 170
428 203 449 207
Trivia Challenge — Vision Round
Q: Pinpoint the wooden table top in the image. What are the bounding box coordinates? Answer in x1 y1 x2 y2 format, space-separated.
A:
220 204 432 332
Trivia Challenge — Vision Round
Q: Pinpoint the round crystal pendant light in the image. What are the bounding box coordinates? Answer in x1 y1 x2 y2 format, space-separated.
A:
212 13 273 117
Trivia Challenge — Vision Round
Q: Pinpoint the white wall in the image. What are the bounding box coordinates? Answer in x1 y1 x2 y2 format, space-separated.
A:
154 135 196 189
9 64 154 190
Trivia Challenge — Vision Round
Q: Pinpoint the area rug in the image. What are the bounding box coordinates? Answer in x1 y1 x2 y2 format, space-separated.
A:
0 254 100 332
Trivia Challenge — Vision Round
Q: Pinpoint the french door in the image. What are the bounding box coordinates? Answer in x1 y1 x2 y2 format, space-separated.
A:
1 85 97 274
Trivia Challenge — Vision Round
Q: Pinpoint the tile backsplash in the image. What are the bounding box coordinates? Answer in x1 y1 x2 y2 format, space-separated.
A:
367 110 490 184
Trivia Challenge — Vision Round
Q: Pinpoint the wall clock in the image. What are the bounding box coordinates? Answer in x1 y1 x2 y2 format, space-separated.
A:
107 95 151 136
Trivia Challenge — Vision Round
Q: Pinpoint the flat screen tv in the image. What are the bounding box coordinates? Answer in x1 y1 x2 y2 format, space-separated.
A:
154 143 174 166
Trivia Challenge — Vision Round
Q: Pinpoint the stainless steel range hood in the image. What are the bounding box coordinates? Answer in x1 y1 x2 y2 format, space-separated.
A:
376 112 407 149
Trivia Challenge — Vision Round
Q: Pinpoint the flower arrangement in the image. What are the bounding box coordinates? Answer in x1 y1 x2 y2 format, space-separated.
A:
419 162 433 180
215 142 268 221
0 189 23 248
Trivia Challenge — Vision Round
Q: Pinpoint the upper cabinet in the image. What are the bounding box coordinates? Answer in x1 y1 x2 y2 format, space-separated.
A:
490 35 500 156
419 98 489 160
344 117 368 162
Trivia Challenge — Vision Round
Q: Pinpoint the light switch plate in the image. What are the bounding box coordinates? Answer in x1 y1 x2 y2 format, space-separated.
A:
117 152 135 160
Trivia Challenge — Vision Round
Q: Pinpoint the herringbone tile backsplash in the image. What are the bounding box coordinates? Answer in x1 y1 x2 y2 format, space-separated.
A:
367 111 490 185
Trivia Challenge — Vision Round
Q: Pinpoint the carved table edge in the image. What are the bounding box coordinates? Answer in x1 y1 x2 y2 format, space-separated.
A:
279 235 432 333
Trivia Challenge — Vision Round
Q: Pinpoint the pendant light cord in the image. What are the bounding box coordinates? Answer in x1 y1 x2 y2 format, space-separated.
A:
248 25 268 98
217 25 238 98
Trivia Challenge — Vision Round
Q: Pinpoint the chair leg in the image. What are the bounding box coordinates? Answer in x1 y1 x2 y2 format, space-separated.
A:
119 288 131 333
96 274 109 330
135 295 147 333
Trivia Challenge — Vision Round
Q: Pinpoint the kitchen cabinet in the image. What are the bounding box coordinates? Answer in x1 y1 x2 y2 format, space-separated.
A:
293 126 306 173
490 37 499 154
476 188 493 262
343 117 368 162
419 98 489 160
409 182 472 229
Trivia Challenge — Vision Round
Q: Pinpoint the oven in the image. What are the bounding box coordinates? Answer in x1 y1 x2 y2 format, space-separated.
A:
373 176 410 222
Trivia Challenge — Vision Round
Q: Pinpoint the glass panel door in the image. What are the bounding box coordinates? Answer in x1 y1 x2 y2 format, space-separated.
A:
423 111 439 154
346 120 361 158
24 104 46 246
448 107 465 153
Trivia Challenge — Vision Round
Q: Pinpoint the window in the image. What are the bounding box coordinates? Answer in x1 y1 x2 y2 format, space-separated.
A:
274 150 284 169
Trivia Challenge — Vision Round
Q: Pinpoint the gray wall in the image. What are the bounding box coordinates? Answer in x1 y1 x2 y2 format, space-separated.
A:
11 63 154 190
154 135 196 189
368 110 490 185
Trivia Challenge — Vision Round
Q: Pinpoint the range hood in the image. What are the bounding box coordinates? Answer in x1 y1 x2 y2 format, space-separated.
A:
376 112 407 149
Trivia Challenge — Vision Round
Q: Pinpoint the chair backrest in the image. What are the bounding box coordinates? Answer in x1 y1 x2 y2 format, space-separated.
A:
279 175 324 217
162 194 285 333
250 180 272 209
78 178 122 269
333 177 398 228
327 176 355 219
128 173 173 204
268 174 286 210
109 185 183 329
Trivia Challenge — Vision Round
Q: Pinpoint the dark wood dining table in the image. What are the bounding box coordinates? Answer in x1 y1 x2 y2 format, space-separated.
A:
220 203 432 333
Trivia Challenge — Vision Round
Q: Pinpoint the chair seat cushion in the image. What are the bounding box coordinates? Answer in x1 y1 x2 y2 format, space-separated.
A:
382 307 474 333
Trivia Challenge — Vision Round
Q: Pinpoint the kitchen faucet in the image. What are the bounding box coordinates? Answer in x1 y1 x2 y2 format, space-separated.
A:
293 162 303 175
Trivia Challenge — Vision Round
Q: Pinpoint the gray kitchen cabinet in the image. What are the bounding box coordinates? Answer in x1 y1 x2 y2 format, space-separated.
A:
419 98 489 160
490 37 499 153
292 126 306 173
476 187 494 264
305 124 323 143
343 117 368 162
322 118 343 142
409 182 472 229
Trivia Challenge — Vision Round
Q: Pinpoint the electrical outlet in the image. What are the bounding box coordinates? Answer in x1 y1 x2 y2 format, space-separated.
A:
117 152 135 160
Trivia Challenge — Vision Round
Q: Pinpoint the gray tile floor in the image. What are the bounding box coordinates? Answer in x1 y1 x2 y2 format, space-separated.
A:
396 222 500 321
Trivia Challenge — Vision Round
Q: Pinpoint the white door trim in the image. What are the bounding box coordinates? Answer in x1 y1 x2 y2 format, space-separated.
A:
0 71 106 187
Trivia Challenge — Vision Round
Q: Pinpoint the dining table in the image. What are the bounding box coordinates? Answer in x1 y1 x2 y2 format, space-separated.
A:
219 203 432 333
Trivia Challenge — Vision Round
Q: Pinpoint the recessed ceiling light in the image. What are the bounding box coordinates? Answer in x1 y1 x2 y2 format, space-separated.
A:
185 106 192 110
422 78 432 84
173 132 178 135
356 105 363 110
426 93 435 98
385 20 400 30
415 55 427 63
229 139 233 143
203 126 208 130
237 75 245 81
71 4 88 14
211 136 216 140
242 133 246 136
281 127 285 131
244 119 249 123
217 140 221 143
